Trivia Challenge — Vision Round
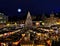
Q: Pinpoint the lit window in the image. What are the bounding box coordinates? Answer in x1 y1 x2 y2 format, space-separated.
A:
0 17 3 19
0 21 3 23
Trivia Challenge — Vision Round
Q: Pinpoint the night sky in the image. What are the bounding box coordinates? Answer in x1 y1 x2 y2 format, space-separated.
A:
0 0 60 16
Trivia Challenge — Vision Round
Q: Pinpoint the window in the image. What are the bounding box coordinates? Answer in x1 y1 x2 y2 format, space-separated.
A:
0 17 3 19
4 21 6 23
0 21 3 23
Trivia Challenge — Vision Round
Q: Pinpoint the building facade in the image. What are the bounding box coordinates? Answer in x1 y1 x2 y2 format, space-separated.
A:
44 13 60 27
0 13 8 24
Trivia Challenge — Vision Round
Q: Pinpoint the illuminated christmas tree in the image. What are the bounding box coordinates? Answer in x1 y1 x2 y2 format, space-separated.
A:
25 11 33 28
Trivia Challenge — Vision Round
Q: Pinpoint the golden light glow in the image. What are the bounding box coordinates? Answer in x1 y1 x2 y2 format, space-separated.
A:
22 34 25 37
37 33 41 36
50 29 53 32
42 23 45 25
56 22 60 24
46 40 51 46
13 41 19 45
14 22 17 25
6 23 10 26
36 45 45 46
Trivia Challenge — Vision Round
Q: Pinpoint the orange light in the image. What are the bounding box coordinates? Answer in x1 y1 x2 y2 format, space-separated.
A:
36 22 40 26
13 41 19 45
56 22 60 24
22 34 25 37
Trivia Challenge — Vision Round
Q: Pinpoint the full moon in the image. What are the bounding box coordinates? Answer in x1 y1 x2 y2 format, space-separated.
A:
18 9 21 12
